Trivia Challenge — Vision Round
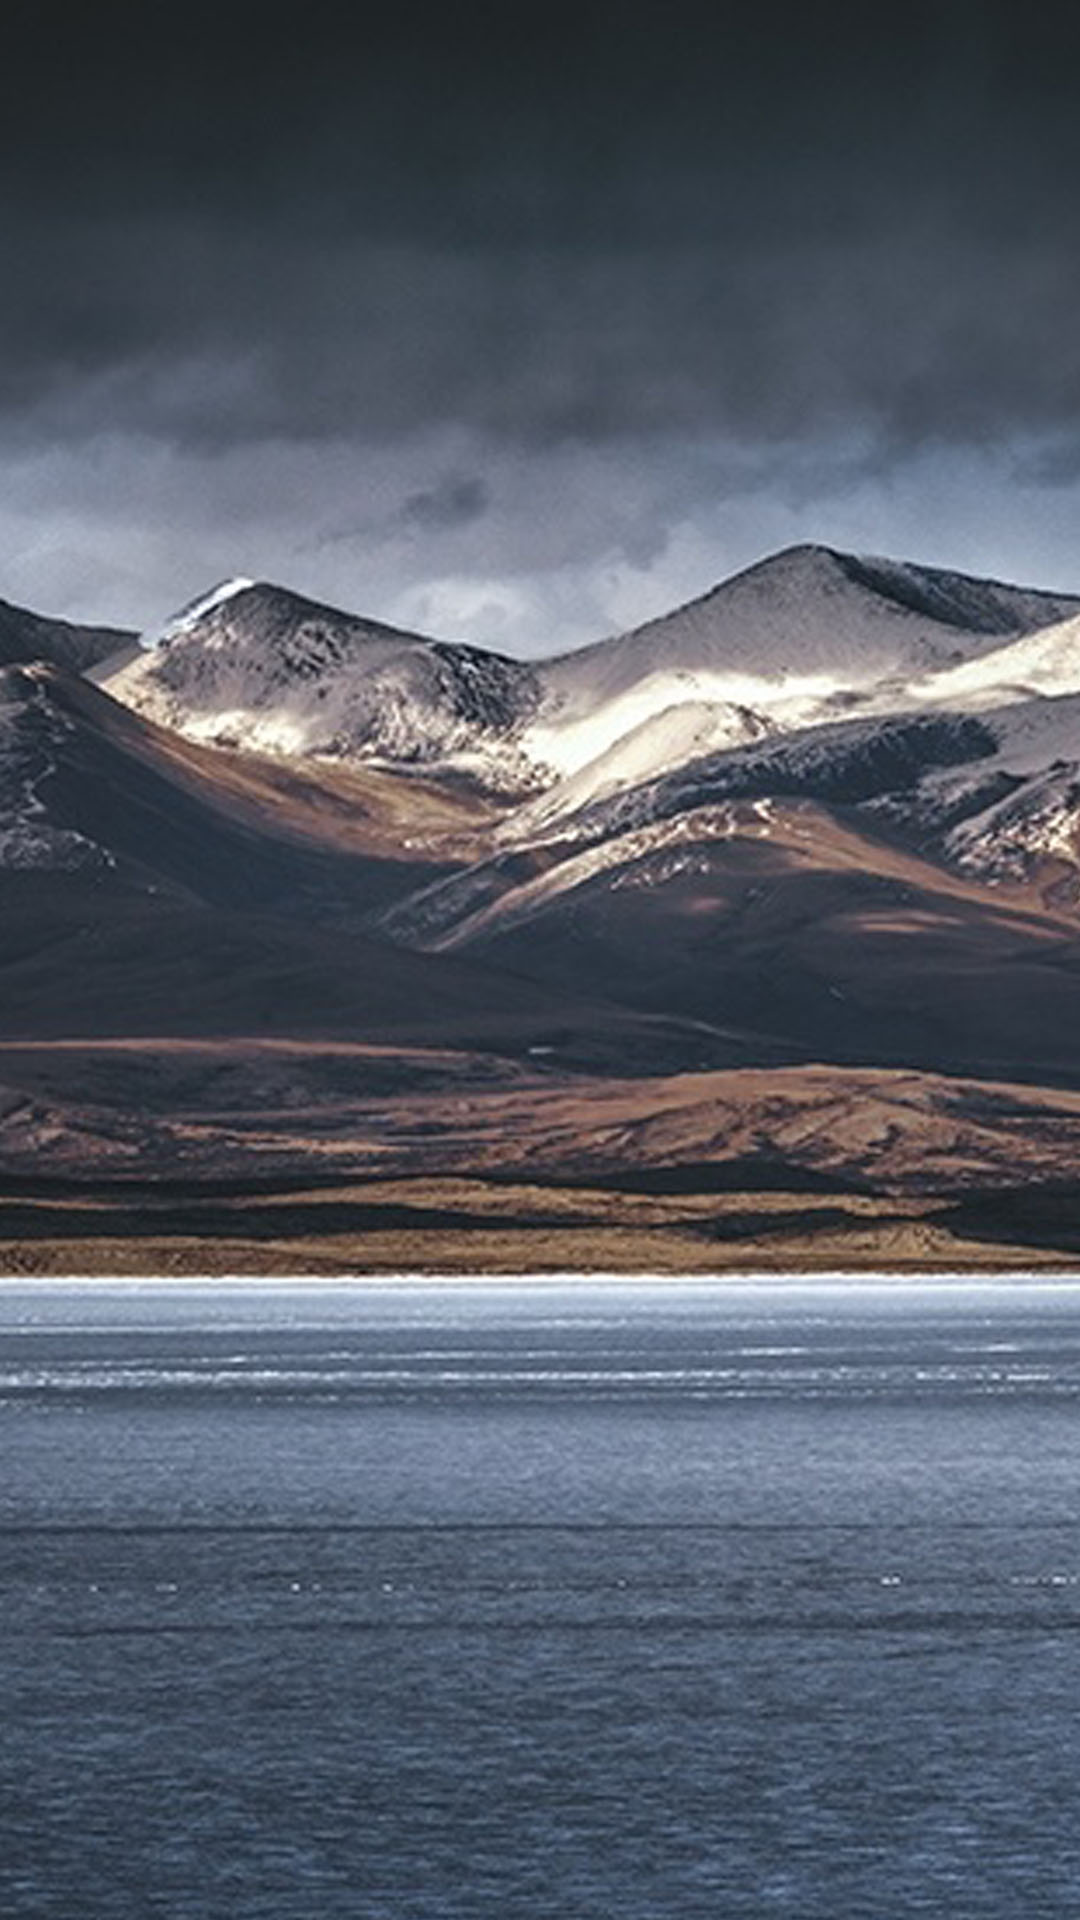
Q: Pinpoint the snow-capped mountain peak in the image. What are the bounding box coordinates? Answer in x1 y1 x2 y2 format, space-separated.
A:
543 544 1080 703
94 546 1080 837
157 577 257 641
104 578 544 783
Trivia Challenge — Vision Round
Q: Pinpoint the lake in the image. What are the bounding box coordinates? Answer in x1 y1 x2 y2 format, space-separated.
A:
3 1278 1080 1917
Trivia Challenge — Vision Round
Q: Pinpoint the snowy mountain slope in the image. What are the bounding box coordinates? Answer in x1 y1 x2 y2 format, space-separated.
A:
74 545 1080 903
899 611 1080 713
850 693 1080 883
0 597 136 677
949 691 1080 777
501 546 1080 794
926 694 1080 888
538 544 1080 709
524 709 1002 850
945 767 1080 882
499 657 1080 844
502 579 1080 861
103 581 543 787
504 698 770 836
99 547 1080 802
504 684 1080 899
377 672 1080 978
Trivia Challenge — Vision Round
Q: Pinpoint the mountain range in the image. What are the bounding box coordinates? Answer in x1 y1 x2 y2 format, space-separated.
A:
6 543 1080 1271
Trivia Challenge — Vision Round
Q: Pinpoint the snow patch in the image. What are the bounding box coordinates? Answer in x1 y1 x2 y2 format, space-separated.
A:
947 765 1080 879
156 577 257 642
505 695 770 835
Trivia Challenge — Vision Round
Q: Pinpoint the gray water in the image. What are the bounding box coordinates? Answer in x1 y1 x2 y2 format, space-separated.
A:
3 1278 1080 1917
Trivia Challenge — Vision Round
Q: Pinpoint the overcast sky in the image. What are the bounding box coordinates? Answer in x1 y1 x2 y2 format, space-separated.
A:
3 2 1080 652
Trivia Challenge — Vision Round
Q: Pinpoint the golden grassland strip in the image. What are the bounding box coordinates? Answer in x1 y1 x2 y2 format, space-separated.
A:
0 1179 1077 1276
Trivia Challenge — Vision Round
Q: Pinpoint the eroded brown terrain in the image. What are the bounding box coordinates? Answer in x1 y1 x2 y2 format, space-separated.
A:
3 1044 1080 1274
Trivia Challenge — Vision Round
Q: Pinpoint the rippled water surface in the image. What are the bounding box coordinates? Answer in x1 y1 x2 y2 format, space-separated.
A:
4 1279 1080 1917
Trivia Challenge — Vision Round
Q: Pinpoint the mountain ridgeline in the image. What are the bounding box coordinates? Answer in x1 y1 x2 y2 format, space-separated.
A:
7 543 1080 1214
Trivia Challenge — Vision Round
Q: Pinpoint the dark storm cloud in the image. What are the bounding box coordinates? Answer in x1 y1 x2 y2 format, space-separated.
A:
3 1 1080 461
1013 437 1080 488
309 470 491 553
401 475 491 534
